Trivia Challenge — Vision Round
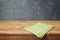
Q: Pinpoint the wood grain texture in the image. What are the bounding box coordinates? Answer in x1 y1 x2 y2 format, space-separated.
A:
0 20 60 40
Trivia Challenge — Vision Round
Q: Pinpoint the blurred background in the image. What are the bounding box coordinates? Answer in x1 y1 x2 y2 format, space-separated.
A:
0 0 60 20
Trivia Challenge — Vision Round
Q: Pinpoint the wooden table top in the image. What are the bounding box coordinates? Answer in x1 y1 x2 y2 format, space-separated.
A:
0 20 60 36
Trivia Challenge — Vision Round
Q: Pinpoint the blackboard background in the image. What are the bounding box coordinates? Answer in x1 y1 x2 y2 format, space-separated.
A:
0 0 60 20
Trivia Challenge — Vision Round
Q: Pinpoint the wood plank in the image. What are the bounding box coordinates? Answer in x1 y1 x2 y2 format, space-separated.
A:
0 20 60 40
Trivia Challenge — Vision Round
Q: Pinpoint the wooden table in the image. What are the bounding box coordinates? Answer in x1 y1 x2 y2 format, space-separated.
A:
0 21 60 40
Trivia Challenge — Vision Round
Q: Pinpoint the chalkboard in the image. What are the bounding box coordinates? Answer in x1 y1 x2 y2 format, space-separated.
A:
0 0 60 20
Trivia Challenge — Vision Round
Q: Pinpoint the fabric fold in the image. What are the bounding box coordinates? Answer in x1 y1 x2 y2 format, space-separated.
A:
24 22 54 38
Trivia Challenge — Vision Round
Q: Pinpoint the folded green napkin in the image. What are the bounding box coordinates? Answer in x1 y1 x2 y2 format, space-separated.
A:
24 22 54 38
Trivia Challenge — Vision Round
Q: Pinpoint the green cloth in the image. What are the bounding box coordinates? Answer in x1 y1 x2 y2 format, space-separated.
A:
24 22 54 38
